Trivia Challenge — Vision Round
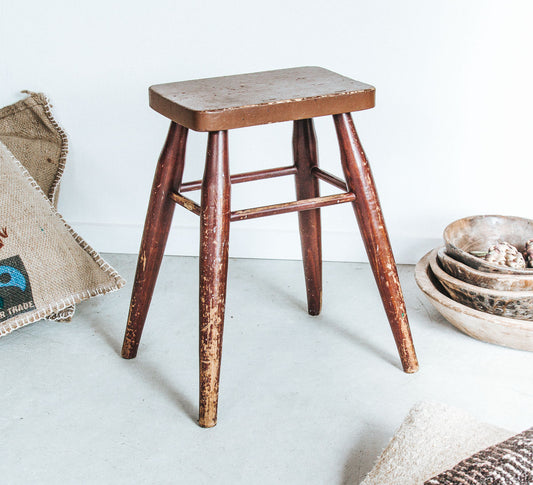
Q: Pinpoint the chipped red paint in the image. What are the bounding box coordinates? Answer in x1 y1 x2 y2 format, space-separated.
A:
333 113 419 373
123 73 419 428
293 119 322 316
198 131 230 428
121 122 188 359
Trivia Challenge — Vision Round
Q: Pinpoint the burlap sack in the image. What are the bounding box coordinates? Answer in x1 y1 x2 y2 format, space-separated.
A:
0 91 67 207
0 92 73 321
0 142 125 337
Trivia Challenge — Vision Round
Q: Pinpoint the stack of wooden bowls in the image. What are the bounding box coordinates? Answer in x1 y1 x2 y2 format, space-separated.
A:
415 215 533 351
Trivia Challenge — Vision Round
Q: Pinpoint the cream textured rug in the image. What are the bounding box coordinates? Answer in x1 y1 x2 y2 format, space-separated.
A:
360 402 514 485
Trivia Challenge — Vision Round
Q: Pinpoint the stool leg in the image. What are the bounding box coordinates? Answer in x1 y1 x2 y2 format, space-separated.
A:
199 131 231 428
293 119 322 316
121 122 188 359
333 113 419 373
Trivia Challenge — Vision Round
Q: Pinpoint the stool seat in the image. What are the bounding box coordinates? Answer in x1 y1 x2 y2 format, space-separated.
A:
149 66 375 132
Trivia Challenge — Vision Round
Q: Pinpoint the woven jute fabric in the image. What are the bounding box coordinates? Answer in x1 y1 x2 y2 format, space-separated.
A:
0 91 74 321
0 92 67 207
0 142 125 337
426 427 533 485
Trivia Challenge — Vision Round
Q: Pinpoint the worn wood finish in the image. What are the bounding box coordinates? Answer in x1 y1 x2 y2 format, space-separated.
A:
416 251 533 352
180 165 297 193
122 122 188 359
333 113 419 373
293 119 322 316
198 131 231 428
444 215 533 275
169 192 201 216
438 247 533 291
128 68 421 427
429 249 533 320
312 167 348 191
150 67 375 132
230 192 355 222
171 187 355 222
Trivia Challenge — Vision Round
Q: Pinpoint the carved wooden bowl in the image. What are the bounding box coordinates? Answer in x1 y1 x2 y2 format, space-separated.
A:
428 249 533 320
438 247 533 291
415 250 533 351
443 215 533 275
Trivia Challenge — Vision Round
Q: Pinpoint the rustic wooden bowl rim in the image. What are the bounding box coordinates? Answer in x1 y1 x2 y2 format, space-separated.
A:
430 248 533 298
415 250 533 330
443 214 533 274
437 247 533 284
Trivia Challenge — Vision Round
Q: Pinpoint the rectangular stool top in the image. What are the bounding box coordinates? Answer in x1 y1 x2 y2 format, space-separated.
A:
149 67 375 132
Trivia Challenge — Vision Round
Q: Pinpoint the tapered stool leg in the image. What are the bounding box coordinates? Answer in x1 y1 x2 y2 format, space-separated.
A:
122 122 188 359
198 131 231 428
333 113 419 373
293 119 322 316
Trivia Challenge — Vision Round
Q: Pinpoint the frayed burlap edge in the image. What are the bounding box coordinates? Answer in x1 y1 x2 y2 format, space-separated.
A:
0 91 69 206
20 91 69 206
48 305 76 322
0 141 126 338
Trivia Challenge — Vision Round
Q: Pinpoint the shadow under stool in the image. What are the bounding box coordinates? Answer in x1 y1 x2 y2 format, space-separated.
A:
121 66 419 428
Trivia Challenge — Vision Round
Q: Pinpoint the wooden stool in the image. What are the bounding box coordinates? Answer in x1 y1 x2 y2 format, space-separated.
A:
122 67 419 428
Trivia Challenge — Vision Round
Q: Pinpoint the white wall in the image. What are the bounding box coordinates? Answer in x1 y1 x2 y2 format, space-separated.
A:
1 0 532 263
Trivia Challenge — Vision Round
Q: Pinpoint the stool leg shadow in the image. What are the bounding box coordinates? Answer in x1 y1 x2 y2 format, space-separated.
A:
134 360 197 422
316 315 400 370
84 310 197 422
341 426 390 485
250 270 400 370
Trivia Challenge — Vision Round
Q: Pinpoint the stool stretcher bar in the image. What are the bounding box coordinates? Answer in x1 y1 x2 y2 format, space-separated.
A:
311 167 347 191
179 165 347 194
168 192 201 216
169 190 356 221
180 165 298 193
230 192 356 221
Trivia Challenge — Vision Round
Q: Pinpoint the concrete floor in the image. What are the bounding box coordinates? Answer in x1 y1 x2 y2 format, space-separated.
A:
1 254 532 484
